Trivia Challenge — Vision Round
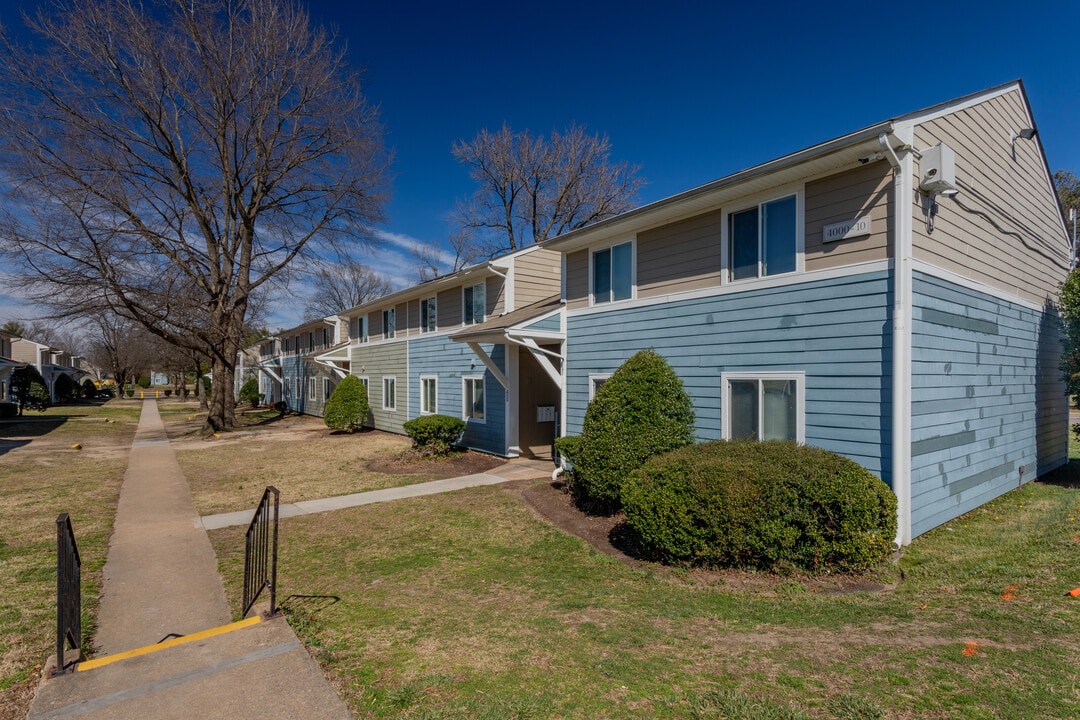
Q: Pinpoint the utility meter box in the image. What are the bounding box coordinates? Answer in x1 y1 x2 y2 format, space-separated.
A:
536 405 556 423
919 143 957 194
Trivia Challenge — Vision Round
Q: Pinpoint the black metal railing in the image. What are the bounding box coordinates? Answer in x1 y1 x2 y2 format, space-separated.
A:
242 486 279 618
54 513 81 675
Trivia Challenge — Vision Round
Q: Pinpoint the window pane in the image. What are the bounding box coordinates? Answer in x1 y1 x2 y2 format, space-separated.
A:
471 379 484 420
593 248 611 302
762 380 796 440
763 195 796 276
730 208 759 280
729 379 758 439
612 242 632 301
473 284 485 323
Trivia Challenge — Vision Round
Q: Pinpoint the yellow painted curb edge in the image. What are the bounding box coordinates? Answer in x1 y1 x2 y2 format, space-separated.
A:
77 615 263 672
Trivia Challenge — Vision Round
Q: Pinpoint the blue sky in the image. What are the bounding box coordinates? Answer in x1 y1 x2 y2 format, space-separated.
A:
2 0 1078 330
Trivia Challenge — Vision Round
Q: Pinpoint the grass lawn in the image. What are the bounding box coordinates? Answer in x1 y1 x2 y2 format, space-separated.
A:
164 405 443 516
0 400 139 720
204 448 1080 719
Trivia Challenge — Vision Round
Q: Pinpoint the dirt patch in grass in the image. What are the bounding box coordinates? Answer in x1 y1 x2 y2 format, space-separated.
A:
504 476 901 596
365 448 505 478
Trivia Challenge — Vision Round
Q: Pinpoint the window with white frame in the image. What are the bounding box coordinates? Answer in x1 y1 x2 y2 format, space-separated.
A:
351 316 369 344
728 194 798 281
463 376 485 422
323 378 333 401
308 377 316 401
464 282 485 325
592 241 633 304
294 377 301 399
383 308 395 339
722 372 804 443
420 296 437 333
420 376 437 414
358 376 369 394
588 373 612 401
382 376 396 411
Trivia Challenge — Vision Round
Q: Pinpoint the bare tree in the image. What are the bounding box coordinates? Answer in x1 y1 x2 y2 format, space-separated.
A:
0 0 388 431
303 257 392 319
451 123 644 258
411 229 479 282
84 314 155 392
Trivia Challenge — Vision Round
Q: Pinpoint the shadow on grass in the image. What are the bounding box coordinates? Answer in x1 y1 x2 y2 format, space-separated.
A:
0 416 68 440
279 594 340 617
1038 459 1080 489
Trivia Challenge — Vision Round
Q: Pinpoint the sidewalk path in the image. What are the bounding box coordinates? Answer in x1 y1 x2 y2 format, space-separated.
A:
198 458 554 530
27 401 352 720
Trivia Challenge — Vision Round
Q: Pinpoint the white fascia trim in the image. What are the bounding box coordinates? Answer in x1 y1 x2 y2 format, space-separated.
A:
567 258 892 319
894 82 1019 129
910 259 1049 313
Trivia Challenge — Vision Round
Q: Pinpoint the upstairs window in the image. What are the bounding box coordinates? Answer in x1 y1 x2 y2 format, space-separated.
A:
352 315 369 344
383 308 395 339
464 283 485 325
729 194 798 281
421 297 437 333
592 241 633 304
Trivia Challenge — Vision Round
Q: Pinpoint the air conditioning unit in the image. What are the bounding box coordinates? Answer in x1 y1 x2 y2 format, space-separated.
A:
919 143 957 195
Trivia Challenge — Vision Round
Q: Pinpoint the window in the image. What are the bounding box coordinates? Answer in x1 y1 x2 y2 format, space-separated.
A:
295 377 301 399
323 378 333 401
464 282 485 325
308 377 316 401
383 308 395 339
588 373 612 400
728 194 798 281
463 376 485 422
421 296 437 333
592 241 633 304
352 316 369 344
382 376 396 411
722 372 804 443
308 332 314 351
293 335 300 354
358 376 369 394
420 376 437 414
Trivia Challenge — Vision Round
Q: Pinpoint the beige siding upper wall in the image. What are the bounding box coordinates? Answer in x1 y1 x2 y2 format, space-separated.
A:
486 275 505 317
637 210 723 299
805 161 893 271
514 247 562 306
437 287 461 327
565 250 590 310
912 89 1069 304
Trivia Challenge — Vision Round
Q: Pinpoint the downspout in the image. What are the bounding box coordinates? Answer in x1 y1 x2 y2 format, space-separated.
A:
881 130 914 547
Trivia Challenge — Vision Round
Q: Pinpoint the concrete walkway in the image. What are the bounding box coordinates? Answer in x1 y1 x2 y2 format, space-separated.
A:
27 401 352 720
198 457 554 530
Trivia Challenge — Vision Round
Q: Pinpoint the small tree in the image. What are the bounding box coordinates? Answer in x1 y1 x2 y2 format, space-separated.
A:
567 349 695 512
81 378 97 399
11 365 49 414
237 377 261 406
53 373 76 403
323 375 369 433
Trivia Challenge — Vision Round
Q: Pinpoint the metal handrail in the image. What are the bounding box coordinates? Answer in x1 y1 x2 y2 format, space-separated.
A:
54 513 81 675
242 486 280 617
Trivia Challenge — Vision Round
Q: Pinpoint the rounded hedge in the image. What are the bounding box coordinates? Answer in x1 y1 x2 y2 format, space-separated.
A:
402 414 465 456
621 440 897 573
237 377 260 405
323 375 369 433
81 379 97 399
570 349 695 512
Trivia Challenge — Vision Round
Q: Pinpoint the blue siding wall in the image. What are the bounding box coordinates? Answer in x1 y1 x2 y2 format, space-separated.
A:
566 270 893 480
910 273 1066 536
409 335 507 455
280 355 306 413
523 314 561 333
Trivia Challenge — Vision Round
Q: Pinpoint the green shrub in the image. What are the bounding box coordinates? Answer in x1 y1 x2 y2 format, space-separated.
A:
237 377 260 406
11 366 49 412
136 376 151 388
572 349 695 512
323 375 369 433
402 414 466 456
54 373 76 403
622 440 897 573
554 435 581 466
81 379 97 399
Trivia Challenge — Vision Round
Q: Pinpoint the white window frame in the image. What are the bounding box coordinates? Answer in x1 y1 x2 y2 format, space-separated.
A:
352 315 369 344
721 371 805 443
721 187 804 284
420 296 437 333
323 377 333 401
589 238 636 306
463 282 486 325
358 375 369 394
462 375 485 423
308 377 316 401
420 375 437 414
382 375 397 411
383 308 395 339
588 373 612 401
